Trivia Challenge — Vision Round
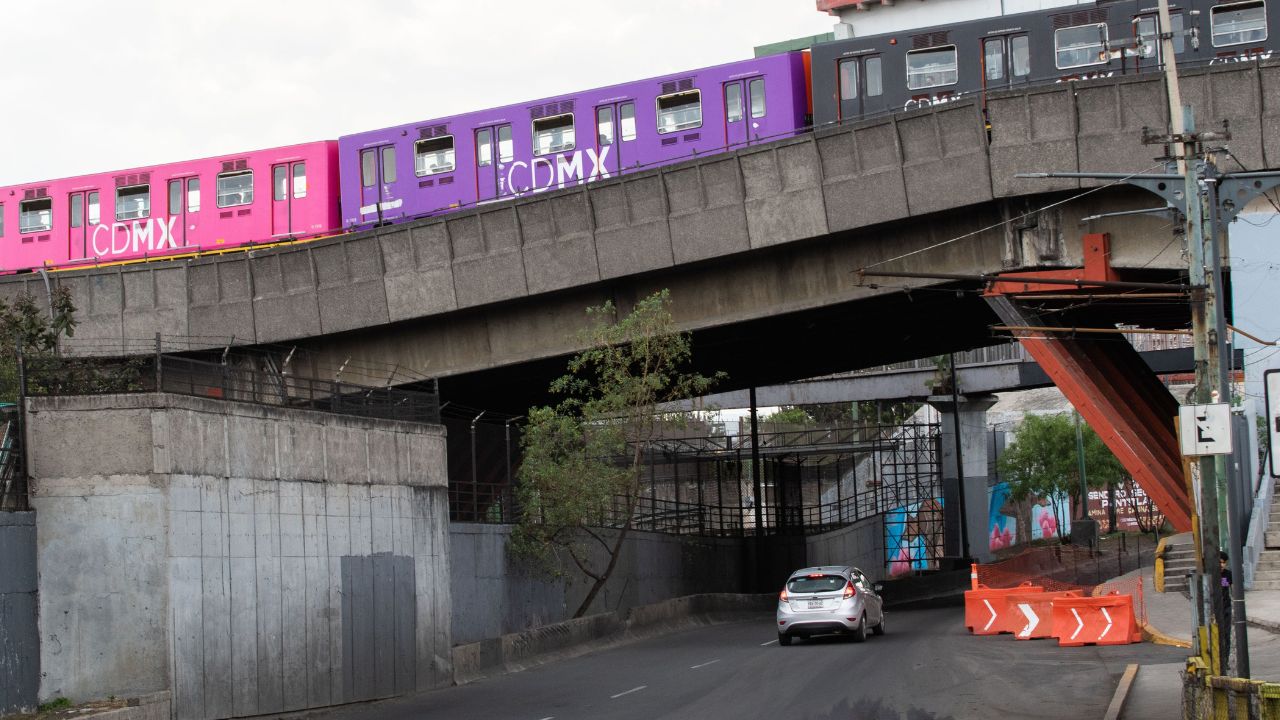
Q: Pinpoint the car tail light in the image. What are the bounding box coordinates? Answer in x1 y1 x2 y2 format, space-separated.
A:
843 581 856 599
780 588 790 602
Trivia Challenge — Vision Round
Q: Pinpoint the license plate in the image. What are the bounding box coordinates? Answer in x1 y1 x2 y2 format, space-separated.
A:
807 599 824 609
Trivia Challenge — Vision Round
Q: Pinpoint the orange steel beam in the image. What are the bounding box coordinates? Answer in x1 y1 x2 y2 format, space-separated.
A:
983 234 1192 531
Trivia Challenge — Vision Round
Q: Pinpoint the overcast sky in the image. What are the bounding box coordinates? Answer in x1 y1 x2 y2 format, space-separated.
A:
0 1 832 186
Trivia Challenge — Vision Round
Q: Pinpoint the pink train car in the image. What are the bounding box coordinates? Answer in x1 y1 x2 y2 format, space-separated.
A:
0 141 339 272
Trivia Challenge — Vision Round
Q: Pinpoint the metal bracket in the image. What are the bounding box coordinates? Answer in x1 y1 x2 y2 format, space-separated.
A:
1216 171 1280 223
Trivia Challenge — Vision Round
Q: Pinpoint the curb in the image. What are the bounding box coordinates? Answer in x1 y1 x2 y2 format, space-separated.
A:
451 593 774 685
1102 663 1139 720
1139 620 1192 648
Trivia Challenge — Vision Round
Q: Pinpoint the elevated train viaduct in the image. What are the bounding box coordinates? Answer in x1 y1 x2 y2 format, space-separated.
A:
7 61 1278 532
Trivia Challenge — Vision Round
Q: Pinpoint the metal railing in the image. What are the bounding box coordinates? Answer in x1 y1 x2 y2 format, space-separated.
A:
21 353 441 424
0 408 26 512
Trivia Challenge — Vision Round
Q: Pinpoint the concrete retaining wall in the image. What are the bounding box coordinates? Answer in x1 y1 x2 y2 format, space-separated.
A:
806 515 886 582
26 394 451 720
0 511 38 715
449 523 743 645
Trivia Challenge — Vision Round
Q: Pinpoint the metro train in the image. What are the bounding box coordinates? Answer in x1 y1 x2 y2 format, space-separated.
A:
1 0 1275 273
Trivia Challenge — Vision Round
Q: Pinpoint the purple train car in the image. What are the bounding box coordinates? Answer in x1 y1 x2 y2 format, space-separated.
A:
338 52 810 229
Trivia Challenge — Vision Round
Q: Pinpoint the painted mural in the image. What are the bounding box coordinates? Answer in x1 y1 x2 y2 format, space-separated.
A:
884 498 944 577
987 481 1073 551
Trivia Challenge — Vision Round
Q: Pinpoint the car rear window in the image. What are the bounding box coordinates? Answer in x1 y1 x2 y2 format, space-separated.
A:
787 575 845 593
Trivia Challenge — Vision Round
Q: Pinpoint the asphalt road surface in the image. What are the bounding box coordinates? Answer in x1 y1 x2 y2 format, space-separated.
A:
308 607 1188 720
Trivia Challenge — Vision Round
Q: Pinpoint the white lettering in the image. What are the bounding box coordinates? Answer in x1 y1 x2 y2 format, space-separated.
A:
505 160 529 195
530 157 555 194
111 223 130 255
91 224 110 257
556 152 584 189
586 146 611 180
161 217 179 249
131 220 154 253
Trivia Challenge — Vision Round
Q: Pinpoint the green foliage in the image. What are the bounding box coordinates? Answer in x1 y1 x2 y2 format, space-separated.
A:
512 290 723 617
997 413 1126 505
762 406 813 425
38 697 72 712
0 288 78 403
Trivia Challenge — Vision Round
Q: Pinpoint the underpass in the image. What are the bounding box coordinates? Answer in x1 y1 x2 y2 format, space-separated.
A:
302 608 1186 720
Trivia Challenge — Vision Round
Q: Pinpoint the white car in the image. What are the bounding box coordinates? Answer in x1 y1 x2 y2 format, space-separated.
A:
776 565 885 646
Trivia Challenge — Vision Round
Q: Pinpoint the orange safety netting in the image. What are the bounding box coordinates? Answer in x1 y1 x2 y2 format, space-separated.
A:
973 544 1148 627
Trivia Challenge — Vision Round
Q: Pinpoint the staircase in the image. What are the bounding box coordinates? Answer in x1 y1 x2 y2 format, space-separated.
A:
1162 535 1196 594
1254 483 1280 590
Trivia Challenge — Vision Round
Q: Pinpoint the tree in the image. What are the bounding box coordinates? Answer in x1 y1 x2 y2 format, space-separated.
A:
512 290 722 618
762 406 813 425
996 412 1126 542
0 288 77 403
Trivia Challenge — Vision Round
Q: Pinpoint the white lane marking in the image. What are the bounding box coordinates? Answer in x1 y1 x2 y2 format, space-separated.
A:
611 685 647 699
1100 607 1113 639
1017 603 1039 638
982 599 998 631
760 639 778 646
1070 608 1085 640
538 717 554 720
690 659 721 669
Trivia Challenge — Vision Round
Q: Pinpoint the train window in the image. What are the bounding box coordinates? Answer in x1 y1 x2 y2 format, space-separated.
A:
115 185 150 221
216 171 253 208
726 84 744 121
382 146 397 183
533 114 575 156
477 129 493 166
620 102 637 141
906 46 958 90
866 57 883 96
985 39 1005 81
186 180 199 213
838 58 858 100
1136 17 1183 57
88 192 100 224
498 125 514 162
1055 24 1108 69
293 163 306 198
656 90 702 133
274 166 288 201
71 194 84 229
361 149 376 188
20 198 52 232
598 106 616 145
749 78 765 118
1212 1 1267 46
169 180 182 215
1011 36 1031 76
415 136 455 175
0 206 4 238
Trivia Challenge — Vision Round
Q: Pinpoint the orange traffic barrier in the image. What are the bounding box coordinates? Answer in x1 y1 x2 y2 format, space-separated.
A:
965 583 1043 635
996 590 1082 639
1050 592 1140 646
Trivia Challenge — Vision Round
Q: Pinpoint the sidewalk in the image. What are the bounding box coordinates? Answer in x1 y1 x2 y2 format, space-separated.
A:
1119 562 1280 719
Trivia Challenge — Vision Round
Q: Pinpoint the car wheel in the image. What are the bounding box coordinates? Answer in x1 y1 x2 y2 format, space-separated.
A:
778 632 792 646
851 613 867 643
872 611 886 636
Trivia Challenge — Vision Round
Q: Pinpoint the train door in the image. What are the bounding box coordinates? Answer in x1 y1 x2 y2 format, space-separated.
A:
271 161 306 236
67 189 98 259
474 123 512 202
593 102 628 177
835 54 883 122
167 179 188 247
723 80 748 148
981 34 1031 98
358 144 398 224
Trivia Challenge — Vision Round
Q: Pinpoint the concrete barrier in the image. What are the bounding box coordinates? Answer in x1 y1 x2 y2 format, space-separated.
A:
451 593 774 685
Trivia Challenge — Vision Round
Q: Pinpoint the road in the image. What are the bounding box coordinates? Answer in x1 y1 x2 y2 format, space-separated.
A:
309 608 1188 720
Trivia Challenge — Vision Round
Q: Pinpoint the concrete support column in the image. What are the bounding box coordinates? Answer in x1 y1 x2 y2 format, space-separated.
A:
928 394 999 564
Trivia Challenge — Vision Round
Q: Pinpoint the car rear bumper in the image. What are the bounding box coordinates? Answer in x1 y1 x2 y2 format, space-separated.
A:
777 604 862 636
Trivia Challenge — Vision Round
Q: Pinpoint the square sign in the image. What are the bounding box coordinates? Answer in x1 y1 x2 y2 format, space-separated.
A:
1178 403 1233 456
1267 370 1280 477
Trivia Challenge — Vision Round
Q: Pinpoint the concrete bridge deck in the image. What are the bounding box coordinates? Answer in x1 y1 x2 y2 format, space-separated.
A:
3 61 1272 408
